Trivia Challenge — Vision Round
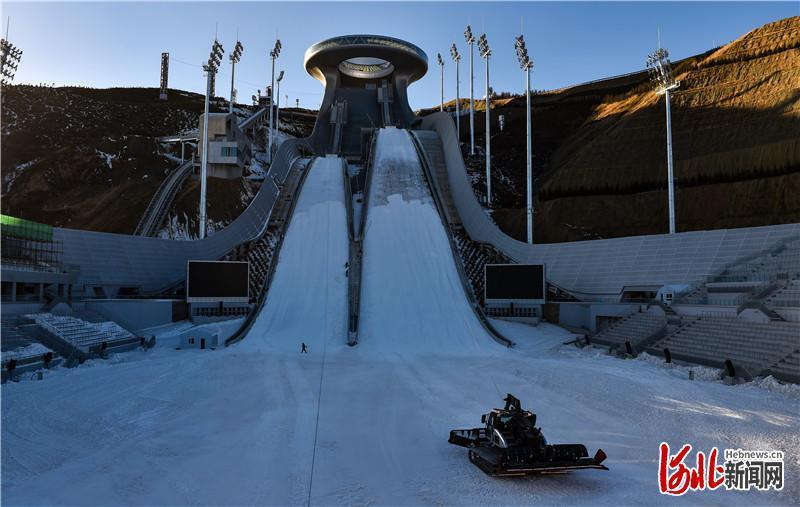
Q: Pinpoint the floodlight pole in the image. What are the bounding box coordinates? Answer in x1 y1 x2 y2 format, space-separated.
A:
437 53 444 112
441 63 444 112
647 46 679 235
267 52 276 163
485 55 491 205
199 68 212 239
276 77 280 132
450 44 461 143
267 40 281 164
465 26 475 155
525 65 533 243
455 58 460 141
276 71 284 134
479 34 492 205
516 34 534 244
665 87 675 235
199 39 224 239
229 60 236 114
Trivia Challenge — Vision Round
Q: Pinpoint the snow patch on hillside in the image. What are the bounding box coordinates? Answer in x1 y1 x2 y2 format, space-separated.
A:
2 159 37 194
95 149 117 169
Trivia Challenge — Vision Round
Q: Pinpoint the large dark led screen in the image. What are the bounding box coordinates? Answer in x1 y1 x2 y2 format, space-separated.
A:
187 261 249 298
485 264 544 300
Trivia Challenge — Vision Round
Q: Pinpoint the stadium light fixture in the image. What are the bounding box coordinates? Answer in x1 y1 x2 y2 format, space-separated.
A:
229 40 244 114
515 34 534 244
464 25 476 155
207 39 224 97
478 33 492 205
275 70 284 132
0 37 23 86
159 52 169 100
267 39 282 163
647 46 680 235
450 43 461 143
199 38 225 239
436 53 445 113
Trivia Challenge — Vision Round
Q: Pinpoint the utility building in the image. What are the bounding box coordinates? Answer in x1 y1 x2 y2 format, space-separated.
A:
195 112 252 179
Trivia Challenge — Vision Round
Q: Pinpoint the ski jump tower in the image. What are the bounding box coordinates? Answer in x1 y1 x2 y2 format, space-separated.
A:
304 35 428 156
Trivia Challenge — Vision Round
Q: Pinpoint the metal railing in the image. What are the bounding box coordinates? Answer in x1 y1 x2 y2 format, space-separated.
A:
134 159 194 236
238 107 268 130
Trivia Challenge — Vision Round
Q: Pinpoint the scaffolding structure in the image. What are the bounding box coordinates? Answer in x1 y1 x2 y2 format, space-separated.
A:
1 215 63 271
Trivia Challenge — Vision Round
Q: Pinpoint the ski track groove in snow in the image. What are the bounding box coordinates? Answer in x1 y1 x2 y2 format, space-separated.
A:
2 130 798 506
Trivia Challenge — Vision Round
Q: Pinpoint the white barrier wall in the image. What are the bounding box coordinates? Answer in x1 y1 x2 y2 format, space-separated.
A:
86 299 175 330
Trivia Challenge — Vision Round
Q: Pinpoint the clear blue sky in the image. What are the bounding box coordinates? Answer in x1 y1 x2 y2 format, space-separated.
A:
3 2 797 110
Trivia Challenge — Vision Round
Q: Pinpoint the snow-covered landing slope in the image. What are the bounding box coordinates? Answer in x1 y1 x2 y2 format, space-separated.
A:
358 127 493 355
242 155 349 354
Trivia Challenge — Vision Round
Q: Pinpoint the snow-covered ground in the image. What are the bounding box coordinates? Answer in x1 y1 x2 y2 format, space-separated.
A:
2 131 798 506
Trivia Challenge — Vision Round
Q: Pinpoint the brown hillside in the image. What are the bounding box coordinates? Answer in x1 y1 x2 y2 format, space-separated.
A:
1 85 317 236
427 16 800 243
544 16 799 198
0 86 251 234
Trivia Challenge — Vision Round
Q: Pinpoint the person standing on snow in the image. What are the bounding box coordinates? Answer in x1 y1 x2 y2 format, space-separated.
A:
301 342 308 354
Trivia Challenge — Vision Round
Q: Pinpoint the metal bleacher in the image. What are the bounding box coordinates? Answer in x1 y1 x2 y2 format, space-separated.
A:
767 279 800 308
768 349 800 383
31 313 137 353
1 315 34 351
650 318 800 379
592 312 667 351
711 238 800 284
1 315 58 381
629 237 800 382
452 229 510 305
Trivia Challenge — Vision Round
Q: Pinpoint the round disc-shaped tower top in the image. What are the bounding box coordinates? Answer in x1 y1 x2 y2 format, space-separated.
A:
304 34 428 83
